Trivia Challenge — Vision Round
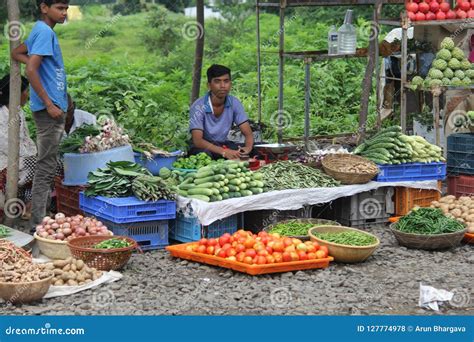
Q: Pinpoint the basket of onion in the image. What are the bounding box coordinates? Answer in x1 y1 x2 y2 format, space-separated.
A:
34 213 112 260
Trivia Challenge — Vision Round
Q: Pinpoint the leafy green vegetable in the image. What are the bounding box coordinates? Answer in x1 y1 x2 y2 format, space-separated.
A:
59 124 101 154
94 238 132 249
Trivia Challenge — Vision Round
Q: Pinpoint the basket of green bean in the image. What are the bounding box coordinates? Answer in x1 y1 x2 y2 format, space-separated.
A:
263 219 341 241
390 208 467 250
308 225 380 263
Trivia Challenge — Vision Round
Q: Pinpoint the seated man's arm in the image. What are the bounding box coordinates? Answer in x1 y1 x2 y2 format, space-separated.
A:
239 122 254 154
191 130 240 159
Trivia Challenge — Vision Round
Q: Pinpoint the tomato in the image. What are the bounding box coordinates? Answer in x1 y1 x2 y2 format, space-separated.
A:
199 238 208 246
219 235 230 246
221 243 232 251
292 238 303 246
307 252 317 260
185 245 194 252
283 237 293 247
273 252 283 263
207 238 218 246
236 252 246 263
191 244 199 252
257 250 268 257
197 245 207 254
256 256 267 265
306 245 317 253
284 245 296 253
245 249 257 258
243 238 256 249
218 250 227 258
270 233 281 239
238 237 246 244
231 241 238 248
206 246 215 255
226 248 237 257
236 244 246 253
315 250 327 259
297 251 308 261
227 256 237 262
260 237 269 245
252 256 259 264
296 243 308 252
243 256 253 264
282 252 292 262
253 243 266 252
290 252 300 261
272 241 284 252
319 246 329 255
266 255 275 264
258 231 268 238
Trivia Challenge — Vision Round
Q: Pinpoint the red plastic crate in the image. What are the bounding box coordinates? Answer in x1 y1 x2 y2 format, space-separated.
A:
448 175 474 197
394 181 442 216
54 177 86 216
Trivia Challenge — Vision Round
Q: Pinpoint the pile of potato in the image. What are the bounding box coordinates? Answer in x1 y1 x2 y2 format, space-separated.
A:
0 259 52 283
431 195 474 233
44 258 103 286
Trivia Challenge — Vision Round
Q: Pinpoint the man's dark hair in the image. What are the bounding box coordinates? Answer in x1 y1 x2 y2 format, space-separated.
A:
36 0 69 9
0 74 29 107
207 64 231 83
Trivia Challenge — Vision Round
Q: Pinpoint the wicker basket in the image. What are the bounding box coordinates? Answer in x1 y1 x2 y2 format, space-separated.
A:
34 233 71 260
263 218 341 241
0 275 53 304
67 236 138 271
390 223 467 250
308 225 380 263
322 154 379 185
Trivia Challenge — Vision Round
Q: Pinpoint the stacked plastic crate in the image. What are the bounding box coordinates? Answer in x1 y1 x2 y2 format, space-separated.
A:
447 133 474 197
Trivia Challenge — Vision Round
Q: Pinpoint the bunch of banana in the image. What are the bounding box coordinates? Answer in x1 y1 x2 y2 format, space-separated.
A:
132 175 176 201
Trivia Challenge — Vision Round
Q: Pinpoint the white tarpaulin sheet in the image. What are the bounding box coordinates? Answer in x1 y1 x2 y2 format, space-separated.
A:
177 180 440 225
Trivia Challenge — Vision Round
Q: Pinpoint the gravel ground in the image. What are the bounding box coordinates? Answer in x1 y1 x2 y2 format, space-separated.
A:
1 225 473 316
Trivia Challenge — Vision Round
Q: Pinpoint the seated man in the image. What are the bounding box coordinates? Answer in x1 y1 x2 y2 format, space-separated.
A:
64 94 96 136
189 64 254 160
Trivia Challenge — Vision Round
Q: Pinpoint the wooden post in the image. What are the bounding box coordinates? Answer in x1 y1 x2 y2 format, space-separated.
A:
5 0 22 226
190 0 205 105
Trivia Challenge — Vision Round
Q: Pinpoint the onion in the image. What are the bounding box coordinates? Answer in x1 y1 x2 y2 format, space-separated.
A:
35 224 43 231
77 215 84 220
56 233 65 240
89 228 98 235
63 228 72 236
38 228 46 234
76 228 86 236
85 233 90 236
39 231 49 238
62 222 71 229
55 213 66 220
42 216 51 224
47 219 55 226
44 224 51 230
56 218 66 225
47 229 55 235
57 228 63 235
51 223 60 230
96 221 103 227
66 217 72 223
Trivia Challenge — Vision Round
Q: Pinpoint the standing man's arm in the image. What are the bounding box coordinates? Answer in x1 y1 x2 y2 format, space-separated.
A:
11 43 29 64
26 55 63 118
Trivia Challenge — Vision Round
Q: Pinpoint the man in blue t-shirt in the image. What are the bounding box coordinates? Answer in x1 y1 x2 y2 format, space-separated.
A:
189 64 254 160
12 0 69 230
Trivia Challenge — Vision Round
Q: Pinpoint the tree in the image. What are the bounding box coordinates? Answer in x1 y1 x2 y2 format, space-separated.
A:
190 0 204 105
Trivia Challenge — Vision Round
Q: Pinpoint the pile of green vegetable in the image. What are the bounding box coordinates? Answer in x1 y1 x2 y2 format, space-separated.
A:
59 124 101 154
259 161 340 190
176 160 265 202
93 238 132 249
86 161 175 201
354 126 444 164
314 231 376 246
173 153 213 169
268 220 316 236
395 207 465 235
0 225 11 238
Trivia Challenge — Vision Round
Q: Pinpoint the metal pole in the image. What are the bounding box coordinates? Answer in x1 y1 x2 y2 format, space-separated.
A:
432 88 441 147
400 14 408 133
277 0 286 144
374 2 382 131
304 58 311 151
5 0 21 226
256 1 262 124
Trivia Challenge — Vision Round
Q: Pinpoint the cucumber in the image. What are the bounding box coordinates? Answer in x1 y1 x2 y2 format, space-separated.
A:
239 183 248 190
188 195 210 202
229 179 242 186
188 188 214 196
240 190 253 197
177 190 188 196
197 166 214 173
254 181 264 188
178 183 196 190
253 172 263 180
229 192 241 198
216 194 223 201
195 170 214 179
227 184 239 192
212 188 220 196
221 193 230 200
194 175 221 184
250 187 263 194
184 172 196 180
210 195 219 202
249 181 257 187
222 186 229 193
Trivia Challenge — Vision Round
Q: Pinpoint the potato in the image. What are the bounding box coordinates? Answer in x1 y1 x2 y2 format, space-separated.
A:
71 263 77 272
61 272 70 281
65 257 73 264
53 260 68 268
67 279 78 286
54 279 65 286
62 264 71 272
84 279 92 284
451 208 462 217
76 274 85 283
68 271 77 280
53 269 63 276
45 263 55 270
462 206 469 213
76 260 84 271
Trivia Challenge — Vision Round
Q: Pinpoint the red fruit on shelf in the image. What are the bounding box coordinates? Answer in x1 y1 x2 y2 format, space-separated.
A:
440 2 450 12
418 1 430 12
446 9 457 18
436 10 447 19
416 11 427 20
459 0 471 11
456 8 468 18
430 1 440 12
406 1 419 12
468 8 474 17
426 11 437 20
408 11 417 20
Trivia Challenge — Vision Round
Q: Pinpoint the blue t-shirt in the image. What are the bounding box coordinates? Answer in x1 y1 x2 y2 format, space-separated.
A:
25 21 67 113
189 92 249 143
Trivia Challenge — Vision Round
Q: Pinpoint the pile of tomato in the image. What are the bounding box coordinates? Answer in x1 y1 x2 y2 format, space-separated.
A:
185 230 329 265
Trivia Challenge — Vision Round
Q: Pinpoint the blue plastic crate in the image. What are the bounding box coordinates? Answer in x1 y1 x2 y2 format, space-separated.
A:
134 150 182 176
169 212 241 242
101 218 169 251
80 193 176 223
447 133 474 175
374 162 446 182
